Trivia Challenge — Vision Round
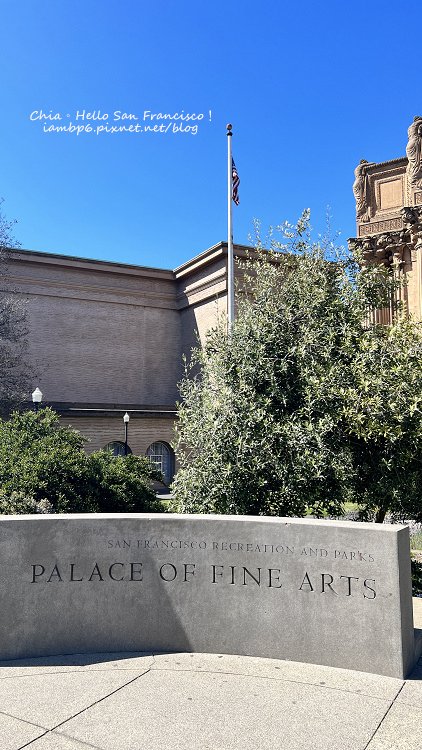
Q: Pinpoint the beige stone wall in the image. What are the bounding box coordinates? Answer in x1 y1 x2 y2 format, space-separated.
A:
175 242 247 358
8 244 254 403
175 244 227 357
60 414 175 455
21 295 182 404
179 298 224 363
8 251 182 406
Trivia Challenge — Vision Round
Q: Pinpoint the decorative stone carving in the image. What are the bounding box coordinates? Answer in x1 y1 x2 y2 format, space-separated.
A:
398 207 422 254
353 160 370 221
406 116 422 193
375 233 395 261
358 218 403 237
401 206 418 228
349 206 422 271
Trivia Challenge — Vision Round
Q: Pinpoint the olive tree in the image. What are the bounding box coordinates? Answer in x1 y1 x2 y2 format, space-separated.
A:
172 213 422 523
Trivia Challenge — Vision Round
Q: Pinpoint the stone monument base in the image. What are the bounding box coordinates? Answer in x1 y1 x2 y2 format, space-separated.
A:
0 514 419 678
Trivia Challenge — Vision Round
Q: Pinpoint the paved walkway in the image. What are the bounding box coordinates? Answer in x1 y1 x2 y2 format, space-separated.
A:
1 600 421 750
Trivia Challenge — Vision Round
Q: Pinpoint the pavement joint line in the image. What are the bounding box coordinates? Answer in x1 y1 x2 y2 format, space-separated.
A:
362 681 407 750
149 665 403 700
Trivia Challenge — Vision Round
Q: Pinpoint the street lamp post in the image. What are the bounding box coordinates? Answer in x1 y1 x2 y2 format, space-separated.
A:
123 412 130 456
32 387 43 412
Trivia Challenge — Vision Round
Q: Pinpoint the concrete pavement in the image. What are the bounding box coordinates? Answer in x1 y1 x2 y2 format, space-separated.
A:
0 599 421 750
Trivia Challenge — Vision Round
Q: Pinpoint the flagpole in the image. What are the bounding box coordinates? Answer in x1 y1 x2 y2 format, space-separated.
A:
227 123 235 330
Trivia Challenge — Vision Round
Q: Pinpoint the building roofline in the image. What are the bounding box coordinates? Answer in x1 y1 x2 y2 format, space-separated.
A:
365 156 407 169
8 242 256 280
173 241 254 278
8 247 175 280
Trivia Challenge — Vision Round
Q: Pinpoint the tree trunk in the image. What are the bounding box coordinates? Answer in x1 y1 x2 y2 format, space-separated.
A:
375 507 387 524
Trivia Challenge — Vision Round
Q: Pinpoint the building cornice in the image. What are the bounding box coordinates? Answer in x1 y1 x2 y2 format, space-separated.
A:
9 242 256 282
6 273 179 310
173 241 254 279
23 402 178 419
9 248 175 281
364 156 407 170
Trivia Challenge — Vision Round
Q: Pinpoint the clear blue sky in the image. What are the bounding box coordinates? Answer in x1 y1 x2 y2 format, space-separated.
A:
0 1 418 269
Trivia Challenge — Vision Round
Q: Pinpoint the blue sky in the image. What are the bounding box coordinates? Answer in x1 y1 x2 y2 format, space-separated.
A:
0 1 418 269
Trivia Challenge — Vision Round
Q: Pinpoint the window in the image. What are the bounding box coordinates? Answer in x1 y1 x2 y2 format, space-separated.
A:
104 441 132 456
146 441 174 485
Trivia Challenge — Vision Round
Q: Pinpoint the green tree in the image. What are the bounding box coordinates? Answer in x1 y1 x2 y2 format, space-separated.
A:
0 408 162 514
342 320 422 523
172 213 422 523
0 200 32 415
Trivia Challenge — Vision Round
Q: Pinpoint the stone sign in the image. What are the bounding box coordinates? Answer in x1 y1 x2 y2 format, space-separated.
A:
0 514 417 678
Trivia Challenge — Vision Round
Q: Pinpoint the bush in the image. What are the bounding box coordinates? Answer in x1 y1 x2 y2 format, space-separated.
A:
0 490 53 515
0 408 162 514
85 450 163 513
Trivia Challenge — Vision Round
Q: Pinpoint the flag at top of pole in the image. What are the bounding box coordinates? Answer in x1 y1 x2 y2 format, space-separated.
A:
227 123 239 330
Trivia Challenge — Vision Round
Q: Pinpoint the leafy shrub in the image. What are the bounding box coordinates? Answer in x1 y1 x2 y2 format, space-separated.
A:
0 408 162 514
86 450 163 513
0 490 53 515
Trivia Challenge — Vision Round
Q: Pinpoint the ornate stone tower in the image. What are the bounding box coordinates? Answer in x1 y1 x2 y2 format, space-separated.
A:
348 117 422 322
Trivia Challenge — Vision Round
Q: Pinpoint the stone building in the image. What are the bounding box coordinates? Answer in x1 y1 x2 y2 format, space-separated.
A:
6 241 248 485
349 116 422 323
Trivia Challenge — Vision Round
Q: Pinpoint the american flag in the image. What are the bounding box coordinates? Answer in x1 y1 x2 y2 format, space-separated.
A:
232 158 240 205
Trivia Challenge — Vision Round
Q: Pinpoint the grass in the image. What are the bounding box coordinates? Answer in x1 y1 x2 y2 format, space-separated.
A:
342 502 363 515
410 531 422 551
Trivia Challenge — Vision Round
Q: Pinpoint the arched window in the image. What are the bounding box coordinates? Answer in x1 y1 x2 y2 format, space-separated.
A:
104 441 132 457
146 441 174 485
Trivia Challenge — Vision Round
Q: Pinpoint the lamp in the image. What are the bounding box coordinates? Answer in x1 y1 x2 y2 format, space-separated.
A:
32 387 43 412
123 412 130 456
